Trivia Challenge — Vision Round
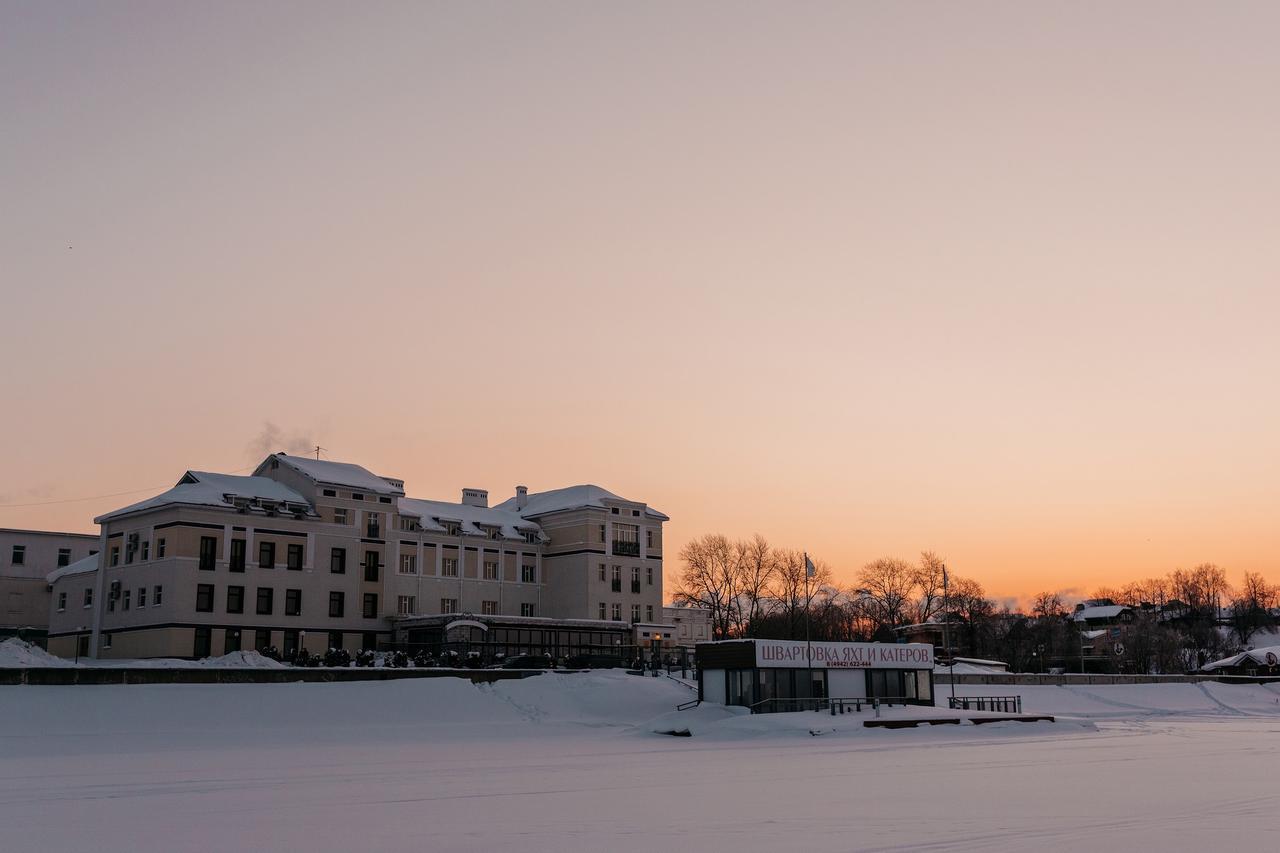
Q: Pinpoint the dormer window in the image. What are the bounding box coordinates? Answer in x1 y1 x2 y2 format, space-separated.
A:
439 520 461 536
523 530 540 545
488 526 503 541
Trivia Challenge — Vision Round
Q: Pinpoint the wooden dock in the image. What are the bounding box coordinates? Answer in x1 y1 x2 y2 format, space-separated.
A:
864 714 1055 729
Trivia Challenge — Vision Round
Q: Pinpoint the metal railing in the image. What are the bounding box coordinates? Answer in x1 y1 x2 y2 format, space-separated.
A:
612 540 640 557
948 695 1022 713
676 698 701 711
748 696 911 716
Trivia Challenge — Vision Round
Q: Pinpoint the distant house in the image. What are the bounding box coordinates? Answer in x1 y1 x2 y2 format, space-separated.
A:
1072 602 1135 628
1201 645 1280 676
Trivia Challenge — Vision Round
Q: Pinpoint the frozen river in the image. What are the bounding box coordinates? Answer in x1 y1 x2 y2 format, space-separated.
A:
2 673 1278 852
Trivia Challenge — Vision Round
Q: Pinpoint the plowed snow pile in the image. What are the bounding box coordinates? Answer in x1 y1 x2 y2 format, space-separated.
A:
0 638 75 668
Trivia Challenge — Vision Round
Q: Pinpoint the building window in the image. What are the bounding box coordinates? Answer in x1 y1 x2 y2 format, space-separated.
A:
196 584 214 613
283 630 299 657
612 523 639 556
258 541 275 570
153 585 163 606
363 593 378 618
400 554 417 575
646 530 654 549
285 588 301 616
229 538 246 572
11 545 25 565
110 546 120 567
484 560 498 580
400 517 419 532
193 627 211 658
287 543 303 571
334 508 347 525
396 595 416 616
631 604 640 623
599 524 606 543
323 489 336 497
156 538 166 558
224 629 241 653
101 633 112 650
631 567 641 593
441 521 460 536
141 540 149 561
481 600 498 615
329 591 345 618
57 548 70 568
646 605 654 622
521 564 536 583
440 598 458 614
199 536 217 571
362 631 377 651
366 513 380 538
329 631 344 650
598 563 606 581
255 628 272 651
256 587 274 616
57 592 67 611
351 493 364 501
521 603 535 618
611 603 621 622
646 566 654 585
599 602 606 620
227 585 245 614
83 588 93 608
363 551 379 582
137 587 146 607
611 566 621 592
331 548 346 574
442 557 458 577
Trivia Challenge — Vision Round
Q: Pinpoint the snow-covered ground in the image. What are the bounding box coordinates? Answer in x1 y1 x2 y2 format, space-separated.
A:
3 672 1279 852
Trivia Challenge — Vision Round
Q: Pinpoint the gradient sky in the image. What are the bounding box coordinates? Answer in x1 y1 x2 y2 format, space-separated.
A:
3 2 1278 606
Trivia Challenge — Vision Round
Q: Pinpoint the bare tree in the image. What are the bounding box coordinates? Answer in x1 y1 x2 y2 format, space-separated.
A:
673 534 743 640
857 557 916 628
734 535 778 637
1031 591 1066 620
910 551 947 624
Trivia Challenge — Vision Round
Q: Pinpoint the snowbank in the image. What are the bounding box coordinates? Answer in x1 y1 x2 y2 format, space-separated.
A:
0 638 76 668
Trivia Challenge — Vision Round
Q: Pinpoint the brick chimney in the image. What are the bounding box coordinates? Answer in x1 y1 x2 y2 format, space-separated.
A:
515 485 528 510
461 488 488 508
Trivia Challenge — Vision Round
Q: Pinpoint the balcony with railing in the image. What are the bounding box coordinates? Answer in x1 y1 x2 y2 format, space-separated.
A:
612 540 640 557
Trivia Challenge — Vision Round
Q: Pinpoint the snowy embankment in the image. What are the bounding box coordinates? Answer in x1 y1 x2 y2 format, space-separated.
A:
0 638 289 669
950 680 1280 719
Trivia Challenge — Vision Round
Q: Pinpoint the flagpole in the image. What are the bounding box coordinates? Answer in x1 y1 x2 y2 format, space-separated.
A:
943 563 956 704
804 552 812 707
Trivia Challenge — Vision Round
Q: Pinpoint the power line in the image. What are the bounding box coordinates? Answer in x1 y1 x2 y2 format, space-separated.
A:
0 465 257 508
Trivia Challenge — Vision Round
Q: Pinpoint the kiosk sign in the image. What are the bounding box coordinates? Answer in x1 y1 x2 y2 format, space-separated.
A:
754 640 933 669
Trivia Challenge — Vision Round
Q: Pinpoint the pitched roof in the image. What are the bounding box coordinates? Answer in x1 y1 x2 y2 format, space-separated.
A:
1072 605 1130 622
397 497 543 540
95 472 310 523
259 454 403 495
493 485 668 521
1202 645 1280 671
46 552 100 584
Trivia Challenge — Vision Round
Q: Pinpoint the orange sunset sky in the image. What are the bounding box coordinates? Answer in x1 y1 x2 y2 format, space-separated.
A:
2 3 1278 607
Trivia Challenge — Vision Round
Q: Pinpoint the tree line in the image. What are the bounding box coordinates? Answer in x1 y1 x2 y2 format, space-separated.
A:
673 534 1280 673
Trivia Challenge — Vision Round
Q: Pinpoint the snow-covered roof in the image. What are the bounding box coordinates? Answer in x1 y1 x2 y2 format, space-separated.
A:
1073 605 1129 622
1202 645 1280 671
397 497 543 540
493 485 668 521
1081 629 1109 640
45 553 99 584
259 454 404 495
96 472 312 523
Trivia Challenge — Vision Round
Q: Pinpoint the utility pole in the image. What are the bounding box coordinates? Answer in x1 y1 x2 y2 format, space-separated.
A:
804 552 813 708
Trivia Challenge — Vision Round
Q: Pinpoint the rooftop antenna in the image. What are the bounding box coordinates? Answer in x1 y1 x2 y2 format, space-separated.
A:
313 445 326 460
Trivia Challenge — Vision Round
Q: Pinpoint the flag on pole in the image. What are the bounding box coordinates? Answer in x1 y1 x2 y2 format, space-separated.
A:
804 554 816 578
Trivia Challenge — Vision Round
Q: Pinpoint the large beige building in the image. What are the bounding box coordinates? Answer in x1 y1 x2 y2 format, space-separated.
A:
1 528 99 644
45 454 667 660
